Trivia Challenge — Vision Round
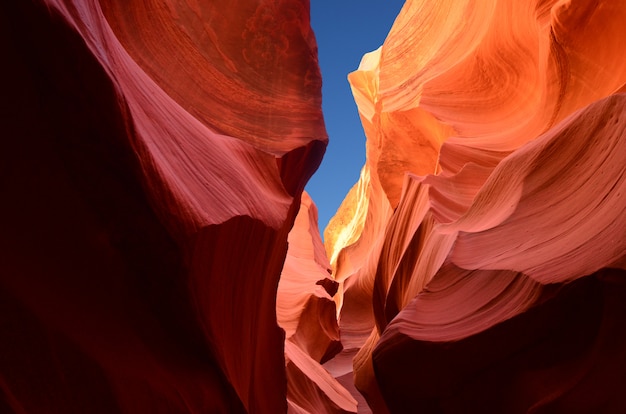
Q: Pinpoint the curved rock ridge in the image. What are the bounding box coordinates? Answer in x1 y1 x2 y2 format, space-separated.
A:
101 0 326 155
278 192 360 413
278 192 333 339
2 0 324 413
319 0 626 412
3 0 626 412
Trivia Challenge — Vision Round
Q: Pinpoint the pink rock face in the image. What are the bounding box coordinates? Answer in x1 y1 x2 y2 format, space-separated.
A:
1 0 324 413
2 0 626 413
278 192 357 413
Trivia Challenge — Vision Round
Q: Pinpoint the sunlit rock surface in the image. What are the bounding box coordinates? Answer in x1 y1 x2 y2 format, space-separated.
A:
321 0 626 413
3 0 626 413
1 0 324 413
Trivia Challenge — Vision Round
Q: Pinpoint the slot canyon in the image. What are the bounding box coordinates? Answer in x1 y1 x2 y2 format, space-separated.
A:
1 0 626 412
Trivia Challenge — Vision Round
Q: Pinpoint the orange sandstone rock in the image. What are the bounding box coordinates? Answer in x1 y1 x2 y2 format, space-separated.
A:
322 0 626 412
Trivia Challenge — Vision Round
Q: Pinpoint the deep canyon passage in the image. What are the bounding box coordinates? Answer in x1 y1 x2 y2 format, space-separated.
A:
1 1 626 413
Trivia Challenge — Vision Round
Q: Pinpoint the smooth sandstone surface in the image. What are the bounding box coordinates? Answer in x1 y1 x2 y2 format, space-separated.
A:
2 0 324 413
322 0 626 412
2 0 625 413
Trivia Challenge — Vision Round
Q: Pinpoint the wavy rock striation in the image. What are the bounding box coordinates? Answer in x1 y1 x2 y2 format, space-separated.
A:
318 0 626 412
2 0 626 413
1 0 324 413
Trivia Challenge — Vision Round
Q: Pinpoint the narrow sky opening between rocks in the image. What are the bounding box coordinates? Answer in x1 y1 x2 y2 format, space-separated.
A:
305 0 406 237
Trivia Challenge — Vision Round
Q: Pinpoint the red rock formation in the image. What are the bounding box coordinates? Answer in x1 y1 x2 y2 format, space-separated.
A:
320 0 626 412
278 192 357 413
1 0 324 413
3 0 626 413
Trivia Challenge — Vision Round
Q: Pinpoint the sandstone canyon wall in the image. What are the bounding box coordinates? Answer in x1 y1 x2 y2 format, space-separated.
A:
2 0 626 413
2 0 324 412
321 0 626 412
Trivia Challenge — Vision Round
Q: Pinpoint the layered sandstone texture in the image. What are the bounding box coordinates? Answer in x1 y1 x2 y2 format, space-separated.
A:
2 0 626 413
321 0 626 412
1 0 325 413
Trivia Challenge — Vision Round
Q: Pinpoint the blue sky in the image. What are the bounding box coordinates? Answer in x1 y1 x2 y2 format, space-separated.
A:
306 0 406 234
